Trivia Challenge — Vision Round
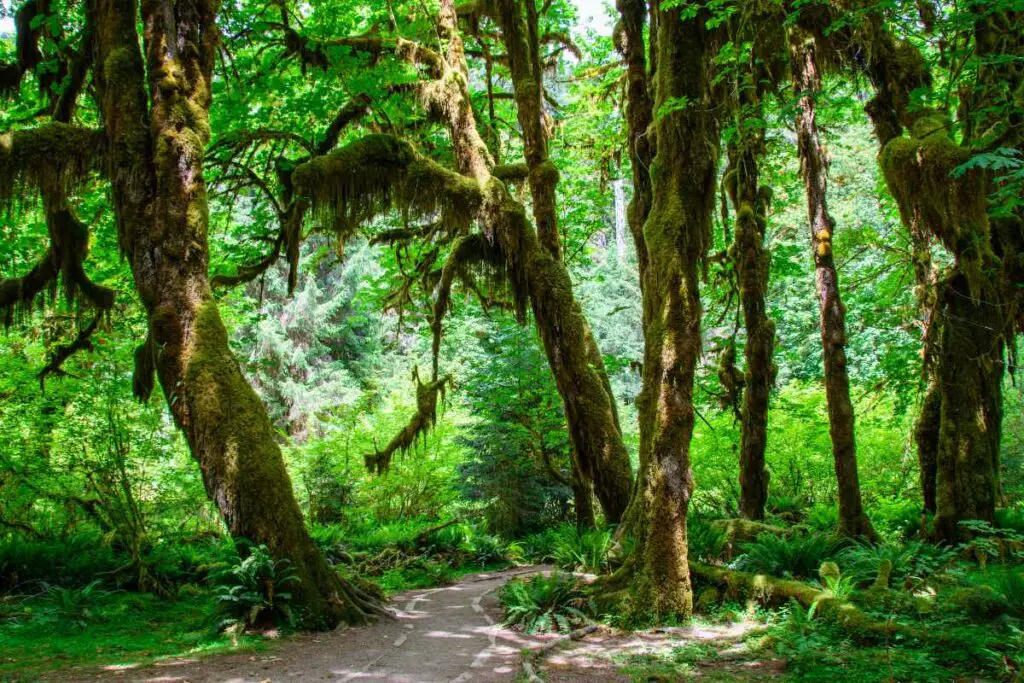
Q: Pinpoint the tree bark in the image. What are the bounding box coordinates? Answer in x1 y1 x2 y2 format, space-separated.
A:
724 71 775 521
432 0 634 522
857 20 1016 541
93 0 379 627
611 0 719 618
791 38 875 540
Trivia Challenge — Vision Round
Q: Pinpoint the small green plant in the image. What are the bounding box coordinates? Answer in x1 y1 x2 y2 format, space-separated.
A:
464 533 507 566
733 532 839 579
687 516 727 562
552 527 612 573
214 544 299 631
965 567 1024 619
820 573 856 601
499 573 594 633
43 580 113 629
805 504 839 533
837 540 957 586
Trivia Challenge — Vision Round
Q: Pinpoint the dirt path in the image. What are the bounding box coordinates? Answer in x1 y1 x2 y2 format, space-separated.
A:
58 567 553 683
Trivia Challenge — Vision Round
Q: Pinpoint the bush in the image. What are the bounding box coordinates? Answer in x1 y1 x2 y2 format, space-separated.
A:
871 499 922 540
837 540 957 586
805 505 839 533
733 532 839 579
214 544 299 631
499 573 594 633
552 526 612 573
688 516 727 562
965 567 1024 619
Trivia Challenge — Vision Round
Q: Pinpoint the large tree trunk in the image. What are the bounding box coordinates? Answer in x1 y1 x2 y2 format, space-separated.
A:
611 0 719 618
433 0 634 522
791 38 875 539
932 274 1004 539
858 20 1016 541
94 0 380 627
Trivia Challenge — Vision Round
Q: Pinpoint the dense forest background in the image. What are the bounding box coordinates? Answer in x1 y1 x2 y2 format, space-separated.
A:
1 0 1023 678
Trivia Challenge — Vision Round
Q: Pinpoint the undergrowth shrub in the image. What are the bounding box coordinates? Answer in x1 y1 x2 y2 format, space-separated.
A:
965 567 1024 619
688 516 727 562
499 573 593 633
733 532 839 579
214 544 298 631
805 505 839 533
837 541 957 586
552 526 611 573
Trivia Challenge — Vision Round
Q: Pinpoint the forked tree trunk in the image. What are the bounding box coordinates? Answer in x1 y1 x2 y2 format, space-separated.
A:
611 0 719 617
791 38 875 540
94 0 380 627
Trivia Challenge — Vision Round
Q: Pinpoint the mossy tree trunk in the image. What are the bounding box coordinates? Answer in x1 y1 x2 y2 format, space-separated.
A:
432 0 634 522
611 0 720 618
486 0 631 522
614 0 655 522
93 0 379 627
791 37 875 540
724 62 776 522
858 19 1019 541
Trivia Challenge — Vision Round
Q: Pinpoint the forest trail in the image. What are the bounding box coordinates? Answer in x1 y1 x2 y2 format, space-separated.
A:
46 565 780 683
55 567 553 683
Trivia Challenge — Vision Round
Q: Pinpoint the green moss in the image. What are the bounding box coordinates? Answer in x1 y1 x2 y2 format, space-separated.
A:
293 134 482 243
0 123 106 211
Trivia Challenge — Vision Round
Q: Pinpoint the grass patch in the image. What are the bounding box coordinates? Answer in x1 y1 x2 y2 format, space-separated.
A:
0 588 265 680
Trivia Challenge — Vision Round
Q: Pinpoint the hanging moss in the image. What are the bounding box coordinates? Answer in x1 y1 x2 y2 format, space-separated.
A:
0 208 114 326
293 134 482 243
0 124 106 212
364 369 452 475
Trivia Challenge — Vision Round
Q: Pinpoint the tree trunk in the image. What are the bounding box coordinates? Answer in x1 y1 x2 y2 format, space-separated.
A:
434 0 634 522
572 457 597 531
858 20 1015 541
611 0 719 618
725 74 776 521
94 0 380 627
791 38 875 540
932 273 1004 540
489 0 632 521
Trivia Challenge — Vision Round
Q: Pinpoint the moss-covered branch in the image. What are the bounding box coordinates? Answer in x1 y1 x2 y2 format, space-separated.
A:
364 369 452 475
1 208 115 326
293 134 483 239
0 124 106 211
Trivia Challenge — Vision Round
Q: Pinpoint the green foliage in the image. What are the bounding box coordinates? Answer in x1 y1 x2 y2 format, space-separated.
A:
837 541 957 586
214 545 299 631
551 526 612 573
499 573 594 633
733 532 840 580
964 567 1024 619
41 580 114 629
688 516 727 563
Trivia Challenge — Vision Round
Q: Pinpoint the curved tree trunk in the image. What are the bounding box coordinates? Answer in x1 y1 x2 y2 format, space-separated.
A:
791 38 875 540
489 0 631 522
433 0 634 523
93 0 379 628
